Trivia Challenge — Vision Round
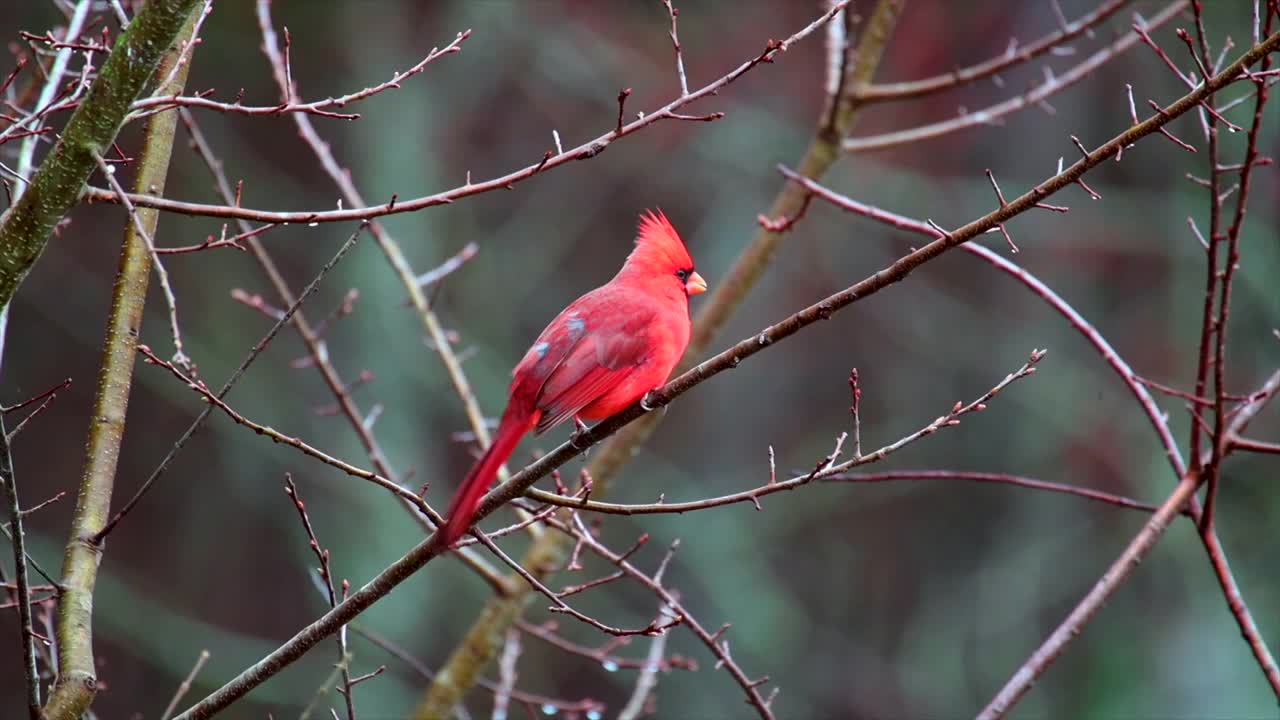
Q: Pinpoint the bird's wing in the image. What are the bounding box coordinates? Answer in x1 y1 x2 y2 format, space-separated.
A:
505 289 654 435
533 325 651 434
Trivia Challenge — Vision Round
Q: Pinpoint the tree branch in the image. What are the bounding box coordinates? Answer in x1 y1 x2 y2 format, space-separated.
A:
525 470 1172 517
43 8 201 718
0 0 202 311
779 160 1280 702
1 412 41 718
170 21 1280 720
82 1 852 225
843 1 1186 152
414 2 880 715
856 0 1132 102
978 369 1280 718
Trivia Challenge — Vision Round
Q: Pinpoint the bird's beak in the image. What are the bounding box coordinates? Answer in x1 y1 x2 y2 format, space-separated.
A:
686 271 707 295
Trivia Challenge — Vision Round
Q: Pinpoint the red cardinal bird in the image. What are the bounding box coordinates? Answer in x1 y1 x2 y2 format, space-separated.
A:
440 210 706 545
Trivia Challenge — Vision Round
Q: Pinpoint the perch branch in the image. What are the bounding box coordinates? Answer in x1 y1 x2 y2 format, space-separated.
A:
415 2 877 715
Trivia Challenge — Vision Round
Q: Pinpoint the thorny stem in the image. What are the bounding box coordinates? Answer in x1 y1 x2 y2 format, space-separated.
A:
43 7 202 718
1188 1 1225 520
1203 5 1275 536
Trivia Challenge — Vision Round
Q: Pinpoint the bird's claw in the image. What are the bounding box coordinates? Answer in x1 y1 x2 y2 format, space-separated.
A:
570 417 590 450
640 391 661 412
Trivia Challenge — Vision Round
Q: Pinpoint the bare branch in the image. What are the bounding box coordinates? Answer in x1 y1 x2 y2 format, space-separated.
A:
84 1 853 224
857 0 1133 102
843 2 1186 152
129 29 471 121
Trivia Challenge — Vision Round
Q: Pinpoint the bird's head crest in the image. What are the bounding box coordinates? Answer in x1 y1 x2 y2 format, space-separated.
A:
630 208 694 272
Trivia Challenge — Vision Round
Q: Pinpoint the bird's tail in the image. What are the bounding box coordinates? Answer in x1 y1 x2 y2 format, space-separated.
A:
440 406 537 546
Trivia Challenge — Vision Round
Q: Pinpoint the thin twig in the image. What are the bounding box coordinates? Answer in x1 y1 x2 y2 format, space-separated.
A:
138 345 428 511
86 2 854 223
857 0 1133 102
843 1 1187 152
129 29 471 121
159 650 211 720
0 413 40 718
284 476 356 719
94 222 367 543
661 0 690 96
251 0 538 562
526 470 1171 517
92 151 191 370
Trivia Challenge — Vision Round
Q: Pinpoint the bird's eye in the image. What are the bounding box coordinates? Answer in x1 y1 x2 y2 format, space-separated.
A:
676 269 690 282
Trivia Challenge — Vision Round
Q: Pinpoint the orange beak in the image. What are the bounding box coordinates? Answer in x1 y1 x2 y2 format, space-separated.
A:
686 271 707 295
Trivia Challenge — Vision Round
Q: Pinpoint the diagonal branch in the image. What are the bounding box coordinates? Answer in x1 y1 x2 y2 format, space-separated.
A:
475 27 1280 530
779 162 1280 702
526 470 1172 517
843 1 1186 152
977 369 1280 718
856 0 1133 102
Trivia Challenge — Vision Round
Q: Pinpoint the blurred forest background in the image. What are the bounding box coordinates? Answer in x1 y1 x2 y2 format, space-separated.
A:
2 0 1278 718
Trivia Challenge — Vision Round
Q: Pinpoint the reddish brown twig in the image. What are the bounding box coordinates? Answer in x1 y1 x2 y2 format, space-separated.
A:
85 1 854 224
1 376 71 418
154 223 275 254
844 2 1186 152
615 87 632 135
857 0 1134 102
756 192 814 232
130 30 471 121
282 475 355 718
661 0 689 96
772 166 1280 704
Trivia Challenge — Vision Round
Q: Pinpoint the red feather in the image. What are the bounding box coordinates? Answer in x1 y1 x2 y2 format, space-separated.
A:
440 209 706 545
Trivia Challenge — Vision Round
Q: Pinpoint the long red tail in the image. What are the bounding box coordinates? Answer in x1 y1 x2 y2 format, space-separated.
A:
440 406 536 546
